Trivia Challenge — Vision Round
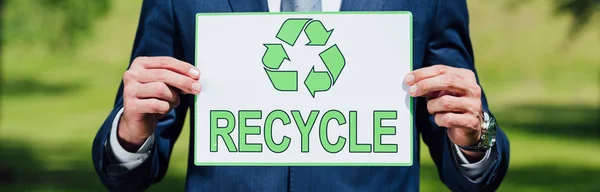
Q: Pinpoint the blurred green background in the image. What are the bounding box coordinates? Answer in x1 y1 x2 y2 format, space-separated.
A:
1 0 598 191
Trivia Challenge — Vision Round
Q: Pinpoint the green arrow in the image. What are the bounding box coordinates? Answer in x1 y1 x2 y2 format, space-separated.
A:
276 18 311 46
262 44 289 69
319 44 345 84
304 20 333 46
304 67 332 98
264 68 298 91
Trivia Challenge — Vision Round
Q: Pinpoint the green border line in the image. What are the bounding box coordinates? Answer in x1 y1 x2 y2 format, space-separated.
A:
194 12 413 166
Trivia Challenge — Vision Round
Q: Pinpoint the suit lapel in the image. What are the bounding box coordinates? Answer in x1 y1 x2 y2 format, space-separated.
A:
228 0 268 12
340 0 385 11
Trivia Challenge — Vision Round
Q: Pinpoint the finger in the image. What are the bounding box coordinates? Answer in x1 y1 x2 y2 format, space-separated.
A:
425 90 462 100
404 65 447 85
137 69 201 94
434 112 479 129
409 74 468 97
135 82 180 106
134 98 172 115
133 56 200 79
423 91 441 100
427 95 469 114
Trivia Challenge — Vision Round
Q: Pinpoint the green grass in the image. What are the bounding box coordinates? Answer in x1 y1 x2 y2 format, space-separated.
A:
1 0 599 191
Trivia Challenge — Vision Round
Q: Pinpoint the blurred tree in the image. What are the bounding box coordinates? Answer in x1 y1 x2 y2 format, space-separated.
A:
1 0 110 49
555 0 600 40
507 0 599 40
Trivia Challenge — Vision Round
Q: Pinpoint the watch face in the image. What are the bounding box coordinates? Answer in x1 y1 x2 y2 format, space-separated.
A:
482 112 491 130
485 113 497 148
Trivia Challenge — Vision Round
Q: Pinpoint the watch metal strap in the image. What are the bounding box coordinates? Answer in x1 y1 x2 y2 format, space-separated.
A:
456 111 493 152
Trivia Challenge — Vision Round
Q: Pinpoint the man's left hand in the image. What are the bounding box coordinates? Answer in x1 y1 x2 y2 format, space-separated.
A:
404 65 485 161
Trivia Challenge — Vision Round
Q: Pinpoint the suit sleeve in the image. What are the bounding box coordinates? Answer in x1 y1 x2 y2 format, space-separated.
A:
420 0 510 191
91 0 188 191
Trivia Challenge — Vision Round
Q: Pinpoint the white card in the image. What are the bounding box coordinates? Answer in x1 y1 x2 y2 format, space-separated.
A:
195 12 413 166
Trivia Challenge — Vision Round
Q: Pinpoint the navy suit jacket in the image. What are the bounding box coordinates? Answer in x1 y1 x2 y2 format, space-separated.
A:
92 0 510 191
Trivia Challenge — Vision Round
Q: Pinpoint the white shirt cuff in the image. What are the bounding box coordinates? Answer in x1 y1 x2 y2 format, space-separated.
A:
105 108 154 172
454 144 494 180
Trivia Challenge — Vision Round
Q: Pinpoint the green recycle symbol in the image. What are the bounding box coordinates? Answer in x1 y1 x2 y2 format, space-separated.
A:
262 18 346 98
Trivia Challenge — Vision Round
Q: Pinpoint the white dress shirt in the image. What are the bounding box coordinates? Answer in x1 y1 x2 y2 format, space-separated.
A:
106 0 494 180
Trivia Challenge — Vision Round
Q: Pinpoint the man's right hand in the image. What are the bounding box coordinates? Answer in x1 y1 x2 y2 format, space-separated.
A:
118 56 201 152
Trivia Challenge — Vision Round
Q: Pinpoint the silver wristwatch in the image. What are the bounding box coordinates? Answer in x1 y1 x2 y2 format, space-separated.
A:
456 110 497 152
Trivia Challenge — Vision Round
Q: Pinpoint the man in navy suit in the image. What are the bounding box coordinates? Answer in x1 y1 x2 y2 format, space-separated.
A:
92 0 510 191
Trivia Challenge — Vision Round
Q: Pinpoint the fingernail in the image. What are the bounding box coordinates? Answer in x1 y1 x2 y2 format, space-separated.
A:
189 68 200 78
409 85 417 94
404 74 415 84
192 82 201 94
